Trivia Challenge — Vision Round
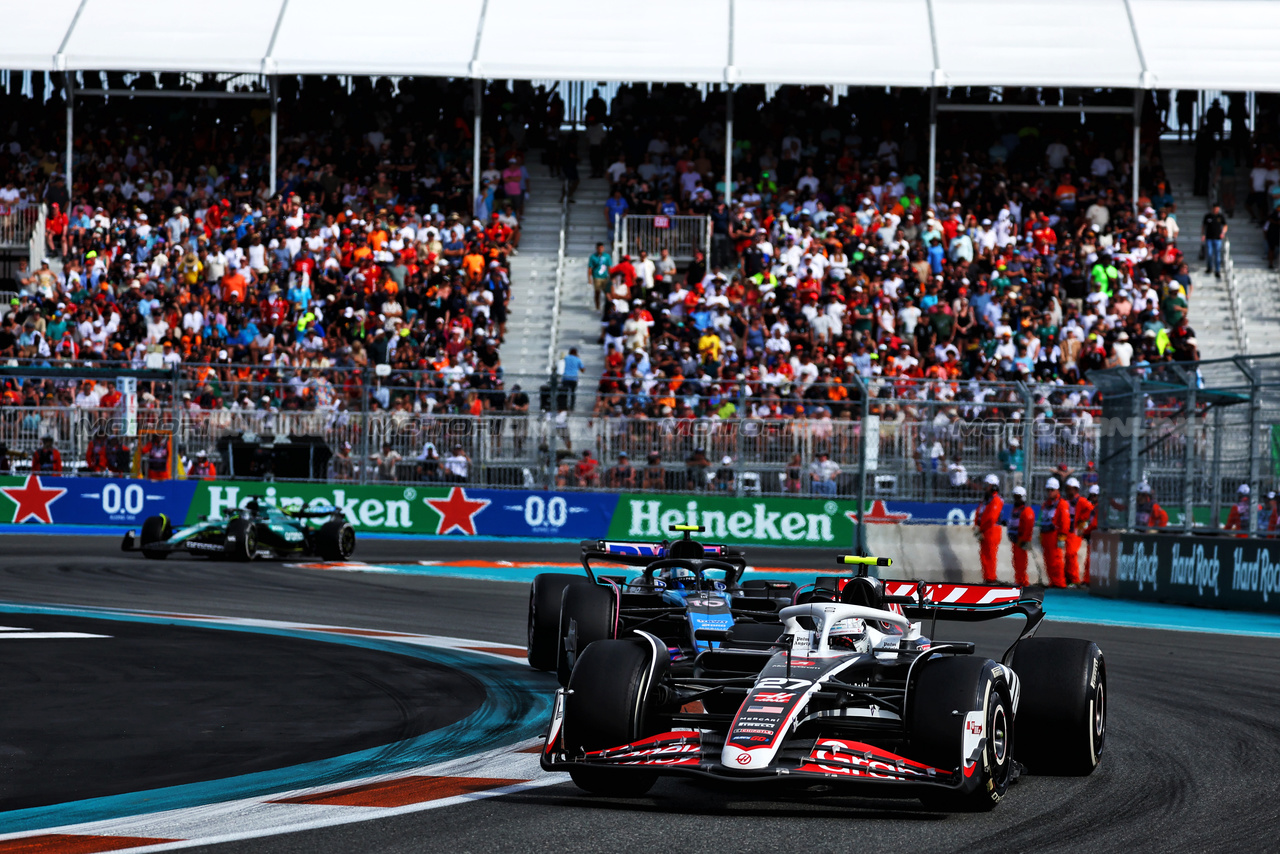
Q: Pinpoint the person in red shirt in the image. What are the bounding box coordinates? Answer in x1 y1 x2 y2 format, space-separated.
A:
1040 477 1071 588
609 255 637 294
190 450 216 480
1135 482 1169 530
85 433 111 474
574 450 599 487
1225 483 1252 535
974 473 1004 582
1063 477 1093 586
1082 484 1102 583
32 436 63 475
1008 486 1037 588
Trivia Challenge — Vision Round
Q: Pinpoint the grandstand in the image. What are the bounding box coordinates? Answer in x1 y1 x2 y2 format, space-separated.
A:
1 0 1279 532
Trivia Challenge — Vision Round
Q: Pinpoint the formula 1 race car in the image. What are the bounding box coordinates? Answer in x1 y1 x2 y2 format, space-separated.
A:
527 526 799 685
121 497 356 562
542 552 1106 810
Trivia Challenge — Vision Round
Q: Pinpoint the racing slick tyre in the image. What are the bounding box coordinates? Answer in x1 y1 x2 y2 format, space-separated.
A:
909 656 1014 811
564 637 669 797
315 520 356 561
225 518 258 563
528 573 590 671
139 515 172 560
557 582 617 686
1010 638 1106 776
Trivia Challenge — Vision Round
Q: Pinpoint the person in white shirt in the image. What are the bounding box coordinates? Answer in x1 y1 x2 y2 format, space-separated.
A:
443 445 470 481
1046 139 1070 170
764 328 791 355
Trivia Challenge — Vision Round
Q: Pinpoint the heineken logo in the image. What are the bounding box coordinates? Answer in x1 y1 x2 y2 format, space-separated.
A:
207 485 414 529
624 499 837 543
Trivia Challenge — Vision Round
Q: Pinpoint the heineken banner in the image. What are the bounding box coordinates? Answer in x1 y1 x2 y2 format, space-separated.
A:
1090 531 1280 614
0 474 995 552
186 483 619 540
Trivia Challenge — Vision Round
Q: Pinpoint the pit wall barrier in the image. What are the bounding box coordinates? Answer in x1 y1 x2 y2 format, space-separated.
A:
1090 531 1280 614
0 474 1037 580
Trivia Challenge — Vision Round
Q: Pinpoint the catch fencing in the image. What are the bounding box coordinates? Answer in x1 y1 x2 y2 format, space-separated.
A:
3 356 1279 536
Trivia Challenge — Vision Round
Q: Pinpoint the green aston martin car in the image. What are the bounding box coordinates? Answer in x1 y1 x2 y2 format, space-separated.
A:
122 497 356 562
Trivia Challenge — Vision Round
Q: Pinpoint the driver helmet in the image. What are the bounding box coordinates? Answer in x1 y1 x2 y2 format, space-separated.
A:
656 565 698 589
828 617 871 653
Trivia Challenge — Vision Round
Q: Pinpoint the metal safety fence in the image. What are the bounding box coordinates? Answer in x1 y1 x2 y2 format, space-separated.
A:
613 215 710 265
1 356 1278 536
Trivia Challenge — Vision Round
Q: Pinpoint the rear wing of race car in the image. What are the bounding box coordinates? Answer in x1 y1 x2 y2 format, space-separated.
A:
815 555 1046 658
578 533 747 583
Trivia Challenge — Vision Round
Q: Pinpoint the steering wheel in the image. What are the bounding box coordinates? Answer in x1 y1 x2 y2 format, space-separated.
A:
639 558 742 591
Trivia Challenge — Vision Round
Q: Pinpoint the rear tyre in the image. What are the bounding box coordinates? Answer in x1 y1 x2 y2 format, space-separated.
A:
909 656 1013 811
225 518 258 563
315 520 356 561
564 637 668 796
1011 638 1106 775
556 582 617 686
528 573 589 671
139 515 172 560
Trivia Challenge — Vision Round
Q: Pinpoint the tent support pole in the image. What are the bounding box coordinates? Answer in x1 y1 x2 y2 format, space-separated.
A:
65 77 73 197
927 88 937 212
724 85 734 206
269 75 278 195
473 78 483 215
1132 88 1141 213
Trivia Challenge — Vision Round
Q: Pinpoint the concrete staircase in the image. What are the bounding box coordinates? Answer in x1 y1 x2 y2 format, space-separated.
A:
1163 143 1240 360
552 167 612 412
502 149 560 381
1220 162 1280 356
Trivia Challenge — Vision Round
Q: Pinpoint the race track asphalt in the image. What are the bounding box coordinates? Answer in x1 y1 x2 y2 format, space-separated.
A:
1 535 1276 854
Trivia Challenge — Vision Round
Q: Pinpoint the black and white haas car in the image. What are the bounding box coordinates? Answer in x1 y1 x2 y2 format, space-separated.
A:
542 553 1106 810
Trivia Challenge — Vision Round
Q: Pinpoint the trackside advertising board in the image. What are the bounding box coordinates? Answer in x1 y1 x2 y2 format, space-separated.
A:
0 474 990 546
185 483 619 539
0 474 198 526
1090 531 1280 614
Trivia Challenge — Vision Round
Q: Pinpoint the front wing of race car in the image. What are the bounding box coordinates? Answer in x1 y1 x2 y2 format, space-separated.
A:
539 689 960 791
120 524 226 556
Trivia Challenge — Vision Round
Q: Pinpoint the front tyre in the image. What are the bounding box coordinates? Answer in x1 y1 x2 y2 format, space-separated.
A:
225 518 258 563
909 656 1014 811
315 520 356 561
556 582 617 686
528 573 589 671
1011 638 1106 775
139 514 172 560
564 637 668 797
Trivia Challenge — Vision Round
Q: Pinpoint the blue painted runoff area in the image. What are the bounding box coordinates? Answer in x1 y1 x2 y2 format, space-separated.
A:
0 602 556 834
1043 589 1280 638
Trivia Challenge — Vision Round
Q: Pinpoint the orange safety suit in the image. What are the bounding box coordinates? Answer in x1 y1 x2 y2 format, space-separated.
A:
1011 503 1037 588
1081 497 1100 584
1065 496 1094 586
1040 496 1071 588
1135 500 1168 530
975 492 1004 582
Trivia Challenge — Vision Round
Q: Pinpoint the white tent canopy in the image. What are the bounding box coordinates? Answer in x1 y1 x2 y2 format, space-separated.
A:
10 0 1280 93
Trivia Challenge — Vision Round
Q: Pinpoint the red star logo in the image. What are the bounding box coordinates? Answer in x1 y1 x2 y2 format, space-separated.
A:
424 487 491 535
846 500 912 526
1 474 68 524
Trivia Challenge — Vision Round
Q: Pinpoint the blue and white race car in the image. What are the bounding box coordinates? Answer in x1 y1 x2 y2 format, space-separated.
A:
527 526 798 685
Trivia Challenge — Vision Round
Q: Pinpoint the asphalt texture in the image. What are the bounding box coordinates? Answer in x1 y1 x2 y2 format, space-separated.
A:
0 611 484 813
2 535 1278 853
